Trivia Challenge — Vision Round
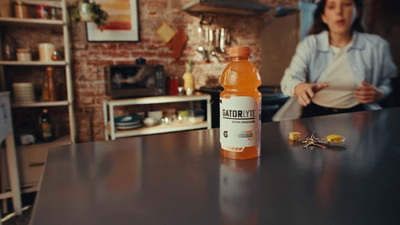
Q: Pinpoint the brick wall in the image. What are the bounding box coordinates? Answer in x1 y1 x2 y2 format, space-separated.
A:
69 0 298 142
69 0 398 142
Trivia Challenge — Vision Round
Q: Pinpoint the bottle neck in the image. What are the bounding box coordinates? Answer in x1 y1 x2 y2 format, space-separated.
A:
231 56 250 61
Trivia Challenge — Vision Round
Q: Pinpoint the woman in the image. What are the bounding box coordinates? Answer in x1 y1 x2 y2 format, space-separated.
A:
278 0 397 118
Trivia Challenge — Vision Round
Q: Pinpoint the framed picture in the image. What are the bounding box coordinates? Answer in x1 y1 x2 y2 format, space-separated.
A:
86 0 140 42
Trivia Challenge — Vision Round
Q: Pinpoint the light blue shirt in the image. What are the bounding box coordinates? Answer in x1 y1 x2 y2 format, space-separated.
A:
281 31 397 104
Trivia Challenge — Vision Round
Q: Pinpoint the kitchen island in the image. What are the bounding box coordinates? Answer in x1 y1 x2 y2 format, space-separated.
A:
31 107 400 225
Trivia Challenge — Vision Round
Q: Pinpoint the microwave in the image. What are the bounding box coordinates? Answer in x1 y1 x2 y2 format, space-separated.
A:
105 64 165 99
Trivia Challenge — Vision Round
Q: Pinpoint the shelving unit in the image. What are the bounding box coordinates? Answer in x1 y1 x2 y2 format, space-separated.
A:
0 61 67 66
103 93 212 140
0 0 75 192
0 17 64 28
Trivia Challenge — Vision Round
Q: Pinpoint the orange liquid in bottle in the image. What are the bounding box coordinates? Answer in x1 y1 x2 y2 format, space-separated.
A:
220 46 261 160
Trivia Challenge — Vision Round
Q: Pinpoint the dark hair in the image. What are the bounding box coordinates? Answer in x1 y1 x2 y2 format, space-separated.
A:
308 0 365 35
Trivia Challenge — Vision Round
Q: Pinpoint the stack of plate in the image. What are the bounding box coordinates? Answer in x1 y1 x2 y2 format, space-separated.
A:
13 82 35 103
114 115 141 130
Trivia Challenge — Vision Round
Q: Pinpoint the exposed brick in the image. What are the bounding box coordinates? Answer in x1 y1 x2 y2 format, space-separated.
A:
141 1 168 9
62 0 301 142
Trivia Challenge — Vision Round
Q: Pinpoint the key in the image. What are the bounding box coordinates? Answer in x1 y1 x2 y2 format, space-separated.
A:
317 140 347 149
300 138 327 150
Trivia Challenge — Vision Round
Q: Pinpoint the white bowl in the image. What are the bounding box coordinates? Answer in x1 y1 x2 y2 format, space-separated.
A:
143 117 157 126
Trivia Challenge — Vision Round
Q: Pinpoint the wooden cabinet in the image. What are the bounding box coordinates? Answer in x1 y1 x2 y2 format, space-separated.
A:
0 0 75 192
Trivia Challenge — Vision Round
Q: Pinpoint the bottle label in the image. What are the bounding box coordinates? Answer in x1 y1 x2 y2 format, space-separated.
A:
220 96 261 151
42 122 52 139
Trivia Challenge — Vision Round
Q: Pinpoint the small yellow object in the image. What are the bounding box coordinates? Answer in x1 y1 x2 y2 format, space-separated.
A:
156 21 176 43
183 72 194 92
326 134 345 143
289 132 301 141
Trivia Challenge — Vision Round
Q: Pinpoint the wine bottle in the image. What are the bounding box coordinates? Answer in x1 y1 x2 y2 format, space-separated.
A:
40 109 53 142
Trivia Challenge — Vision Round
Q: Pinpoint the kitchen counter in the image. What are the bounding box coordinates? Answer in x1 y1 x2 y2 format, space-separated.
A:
31 107 400 225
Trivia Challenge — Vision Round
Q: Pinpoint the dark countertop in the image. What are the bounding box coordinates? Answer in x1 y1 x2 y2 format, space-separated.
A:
31 108 400 225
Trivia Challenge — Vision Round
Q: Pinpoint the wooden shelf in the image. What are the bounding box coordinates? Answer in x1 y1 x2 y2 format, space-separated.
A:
108 121 209 138
12 100 69 108
0 61 67 66
0 17 64 28
106 93 211 106
103 94 212 140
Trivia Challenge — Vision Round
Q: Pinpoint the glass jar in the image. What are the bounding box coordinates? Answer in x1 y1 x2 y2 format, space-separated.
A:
16 48 32 61
3 34 16 60
51 51 61 61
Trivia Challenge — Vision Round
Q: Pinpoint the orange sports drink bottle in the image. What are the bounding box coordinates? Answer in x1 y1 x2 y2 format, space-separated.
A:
220 46 261 160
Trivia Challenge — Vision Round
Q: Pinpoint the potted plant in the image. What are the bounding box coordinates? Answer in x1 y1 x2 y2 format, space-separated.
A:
71 0 108 28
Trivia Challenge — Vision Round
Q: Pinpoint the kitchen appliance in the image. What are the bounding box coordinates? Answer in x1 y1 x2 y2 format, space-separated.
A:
105 64 165 99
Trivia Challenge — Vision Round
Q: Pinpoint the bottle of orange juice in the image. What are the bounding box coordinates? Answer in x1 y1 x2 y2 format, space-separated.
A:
220 46 261 160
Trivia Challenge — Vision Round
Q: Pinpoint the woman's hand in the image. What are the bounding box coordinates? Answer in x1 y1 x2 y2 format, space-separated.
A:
294 82 329 106
354 81 384 104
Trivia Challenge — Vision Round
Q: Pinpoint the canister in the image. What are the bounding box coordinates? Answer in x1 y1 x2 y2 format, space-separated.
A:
36 5 50 19
166 76 179 95
0 0 12 17
17 48 32 61
38 43 55 61
14 1 28 18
